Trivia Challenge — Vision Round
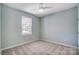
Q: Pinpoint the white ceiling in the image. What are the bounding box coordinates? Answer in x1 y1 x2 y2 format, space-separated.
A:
3 3 78 17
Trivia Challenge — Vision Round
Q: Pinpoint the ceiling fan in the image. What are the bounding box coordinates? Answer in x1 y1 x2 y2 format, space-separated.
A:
31 3 53 12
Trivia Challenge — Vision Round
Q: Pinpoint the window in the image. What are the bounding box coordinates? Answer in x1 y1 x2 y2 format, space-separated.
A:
22 16 32 35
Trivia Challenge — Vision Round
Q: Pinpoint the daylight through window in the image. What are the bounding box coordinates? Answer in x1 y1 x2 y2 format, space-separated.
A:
22 16 32 35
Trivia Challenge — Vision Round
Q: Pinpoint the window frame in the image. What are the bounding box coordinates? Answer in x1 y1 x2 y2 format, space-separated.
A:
21 16 32 35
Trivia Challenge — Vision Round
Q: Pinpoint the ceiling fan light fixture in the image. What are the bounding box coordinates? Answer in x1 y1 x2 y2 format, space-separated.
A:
39 9 44 12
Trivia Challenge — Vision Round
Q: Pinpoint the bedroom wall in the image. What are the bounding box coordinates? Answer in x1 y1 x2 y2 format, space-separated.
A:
41 7 78 47
78 5 79 48
0 5 1 54
1 5 40 49
1 4 78 49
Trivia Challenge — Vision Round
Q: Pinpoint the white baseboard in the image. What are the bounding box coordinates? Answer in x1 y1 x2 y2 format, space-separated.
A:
1 39 38 51
42 39 77 49
1 39 78 51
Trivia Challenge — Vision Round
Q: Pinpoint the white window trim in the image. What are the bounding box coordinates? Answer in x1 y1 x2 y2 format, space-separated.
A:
22 16 32 35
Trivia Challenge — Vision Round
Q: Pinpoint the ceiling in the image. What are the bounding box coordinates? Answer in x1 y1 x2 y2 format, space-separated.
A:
3 3 78 17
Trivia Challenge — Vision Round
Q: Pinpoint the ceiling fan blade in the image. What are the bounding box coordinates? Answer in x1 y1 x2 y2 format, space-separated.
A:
41 7 53 9
30 8 40 10
43 6 53 8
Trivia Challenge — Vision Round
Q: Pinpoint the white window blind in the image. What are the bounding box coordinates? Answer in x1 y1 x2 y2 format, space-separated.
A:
22 16 32 35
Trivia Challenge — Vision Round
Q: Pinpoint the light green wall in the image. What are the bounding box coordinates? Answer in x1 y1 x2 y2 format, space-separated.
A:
1 5 40 49
78 5 79 47
0 5 1 54
41 7 78 47
1 4 78 49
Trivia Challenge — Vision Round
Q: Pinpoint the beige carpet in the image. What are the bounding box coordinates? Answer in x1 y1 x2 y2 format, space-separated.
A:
2 40 77 55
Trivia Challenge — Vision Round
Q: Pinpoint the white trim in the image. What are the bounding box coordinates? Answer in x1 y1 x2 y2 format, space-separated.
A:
1 39 78 51
42 39 77 49
1 39 38 51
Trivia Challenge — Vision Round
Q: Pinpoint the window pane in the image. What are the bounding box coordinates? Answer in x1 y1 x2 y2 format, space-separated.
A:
22 16 32 35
